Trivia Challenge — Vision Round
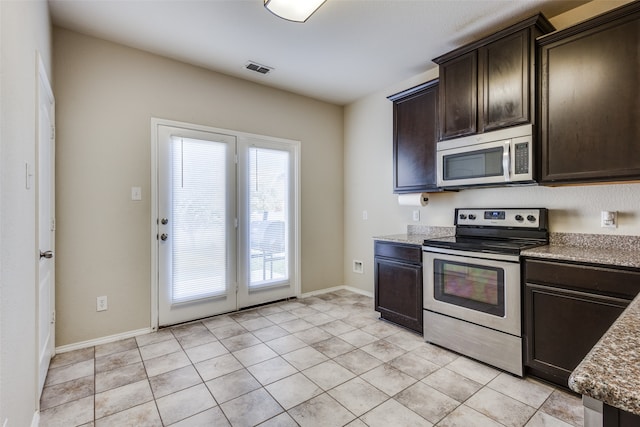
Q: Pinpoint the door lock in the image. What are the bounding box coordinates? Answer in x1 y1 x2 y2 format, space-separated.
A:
160 233 168 241
40 250 53 259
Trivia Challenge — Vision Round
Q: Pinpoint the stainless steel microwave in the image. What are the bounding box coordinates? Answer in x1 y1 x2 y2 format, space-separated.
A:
436 124 534 189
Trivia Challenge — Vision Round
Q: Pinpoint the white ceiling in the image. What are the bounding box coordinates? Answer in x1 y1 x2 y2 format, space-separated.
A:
48 0 587 105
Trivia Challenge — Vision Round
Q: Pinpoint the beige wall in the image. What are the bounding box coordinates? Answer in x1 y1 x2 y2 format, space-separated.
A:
53 28 344 346
0 0 52 424
343 0 640 293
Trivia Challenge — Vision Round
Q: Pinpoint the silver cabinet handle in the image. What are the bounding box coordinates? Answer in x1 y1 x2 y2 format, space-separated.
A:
160 233 168 241
40 250 53 259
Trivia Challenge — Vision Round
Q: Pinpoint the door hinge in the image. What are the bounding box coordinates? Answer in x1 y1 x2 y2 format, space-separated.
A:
51 218 56 232
51 311 56 324
235 154 238 164
50 125 55 140
234 218 238 228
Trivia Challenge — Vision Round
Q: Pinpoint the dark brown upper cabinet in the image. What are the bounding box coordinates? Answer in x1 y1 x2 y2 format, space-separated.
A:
388 79 440 193
538 2 640 185
434 14 554 140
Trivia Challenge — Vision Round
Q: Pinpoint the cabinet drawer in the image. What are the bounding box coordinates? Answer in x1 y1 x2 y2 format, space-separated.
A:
374 241 422 264
524 259 640 299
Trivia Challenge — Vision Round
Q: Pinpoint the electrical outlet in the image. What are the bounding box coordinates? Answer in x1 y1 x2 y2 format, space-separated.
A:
601 211 617 228
353 260 364 274
362 210 368 220
97 296 108 312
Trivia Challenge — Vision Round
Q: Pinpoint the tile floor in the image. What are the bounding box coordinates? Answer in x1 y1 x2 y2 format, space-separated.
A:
39 290 584 427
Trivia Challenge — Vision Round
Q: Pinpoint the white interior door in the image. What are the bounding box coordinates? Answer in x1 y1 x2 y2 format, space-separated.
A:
157 125 237 326
237 138 298 308
37 56 55 397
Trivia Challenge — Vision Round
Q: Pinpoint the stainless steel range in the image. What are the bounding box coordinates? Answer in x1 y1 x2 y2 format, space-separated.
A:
422 208 548 376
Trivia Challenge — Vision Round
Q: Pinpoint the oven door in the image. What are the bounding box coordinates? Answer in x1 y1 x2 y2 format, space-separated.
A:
423 248 521 336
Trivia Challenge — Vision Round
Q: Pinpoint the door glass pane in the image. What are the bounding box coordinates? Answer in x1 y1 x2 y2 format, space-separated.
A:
171 137 227 303
433 259 505 316
249 147 289 288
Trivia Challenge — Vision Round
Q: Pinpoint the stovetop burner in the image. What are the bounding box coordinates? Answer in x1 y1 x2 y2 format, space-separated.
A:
423 208 549 255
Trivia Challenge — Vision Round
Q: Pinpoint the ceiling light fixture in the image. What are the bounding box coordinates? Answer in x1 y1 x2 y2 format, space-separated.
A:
264 0 327 23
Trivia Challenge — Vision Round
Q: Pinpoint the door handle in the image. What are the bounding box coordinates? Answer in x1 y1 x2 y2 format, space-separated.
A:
161 218 169 225
40 250 53 259
160 233 168 241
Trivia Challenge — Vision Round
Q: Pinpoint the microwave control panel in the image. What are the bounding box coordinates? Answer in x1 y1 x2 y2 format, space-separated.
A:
514 142 529 174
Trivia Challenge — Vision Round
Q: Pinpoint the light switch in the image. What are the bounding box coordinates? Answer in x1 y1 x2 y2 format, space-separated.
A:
131 186 142 201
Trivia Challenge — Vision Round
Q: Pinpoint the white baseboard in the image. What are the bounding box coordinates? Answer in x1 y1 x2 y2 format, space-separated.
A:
31 411 39 427
55 327 153 354
299 285 373 299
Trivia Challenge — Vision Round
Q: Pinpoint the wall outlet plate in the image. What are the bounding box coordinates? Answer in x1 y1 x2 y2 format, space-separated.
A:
97 296 108 311
353 260 364 274
601 210 617 228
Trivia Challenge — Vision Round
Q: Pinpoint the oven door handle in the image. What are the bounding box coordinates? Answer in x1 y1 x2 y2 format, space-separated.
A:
422 246 521 263
503 141 511 181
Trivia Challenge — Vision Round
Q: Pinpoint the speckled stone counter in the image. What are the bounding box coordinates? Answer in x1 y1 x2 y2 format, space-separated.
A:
373 226 454 246
522 232 640 268
568 293 640 416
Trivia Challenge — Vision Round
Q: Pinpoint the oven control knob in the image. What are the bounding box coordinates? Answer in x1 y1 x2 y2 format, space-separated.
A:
527 215 536 222
459 214 467 220
468 214 476 220
515 215 524 222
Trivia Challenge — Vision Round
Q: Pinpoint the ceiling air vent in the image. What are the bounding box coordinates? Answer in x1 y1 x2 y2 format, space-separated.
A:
244 61 273 75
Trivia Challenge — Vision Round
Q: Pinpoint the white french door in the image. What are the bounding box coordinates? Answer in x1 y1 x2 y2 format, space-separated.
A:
153 120 298 327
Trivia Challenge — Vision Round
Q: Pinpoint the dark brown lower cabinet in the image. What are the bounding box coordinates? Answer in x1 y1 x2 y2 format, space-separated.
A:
523 259 640 388
374 241 423 333
604 404 640 427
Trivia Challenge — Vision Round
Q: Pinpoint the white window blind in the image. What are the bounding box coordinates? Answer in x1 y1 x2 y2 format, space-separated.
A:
171 137 227 303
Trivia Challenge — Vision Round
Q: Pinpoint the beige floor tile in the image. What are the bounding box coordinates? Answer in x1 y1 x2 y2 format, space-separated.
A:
94 338 136 358
252 325 291 342
409 343 458 366
239 316 275 331
361 340 406 362
437 404 504 427
488 372 555 408
176 328 218 349
466 387 537 427
45 358 94 386
288 393 356 427
202 314 236 331
526 411 575 427
539 389 584 427
40 375 94 410
138 338 182 360
311 336 356 358
94 401 162 427
143 350 191 377
446 356 501 385
229 309 262 322
384 330 426 352
265 334 308 354
155 383 217 425
39 395 94 427
148 364 202 398
194 353 243 381
265 372 323 409
49 347 95 370
265 311 299 324
233 342 278 366
302 312 335 326
95 379 154 419
422 368 483 402
282 346 329 371
390 352 440 380
360 398 432 427
95 362 146 393
184 340 228 364
333 348 383 375
339 329 378 347
205 368 261 403
257 412 298 427
256 305 284 316
220 332 261 352
328 377 389 416
210 322 248 340
293 326 333 344
171 406 230 427
135 329 174 347
220 388 284 426
170 321 208 338
320 319 357 336
279 318 314 333
303 360 356 390
360 320 401 338
395 381 460 423
95 349 142 374
291 306 320 318
360 364 417 396
248 356 298 385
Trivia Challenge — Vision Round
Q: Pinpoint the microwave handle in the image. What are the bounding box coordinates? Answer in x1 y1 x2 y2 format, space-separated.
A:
503 141 510 181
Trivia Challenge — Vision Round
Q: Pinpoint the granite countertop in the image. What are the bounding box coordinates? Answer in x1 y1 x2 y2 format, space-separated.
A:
522 233 640 268
569 293 640 415
373 226 454 246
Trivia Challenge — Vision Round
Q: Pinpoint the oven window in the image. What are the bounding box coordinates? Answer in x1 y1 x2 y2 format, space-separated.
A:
433 259 505 317
443 147 503 180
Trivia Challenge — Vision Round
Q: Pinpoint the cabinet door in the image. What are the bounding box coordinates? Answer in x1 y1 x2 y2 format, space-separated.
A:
391 81 439 193
524 283 628 387
479 29 530 132
604 404 640 427
539 5 640 184
439 51 477 140
374 256 423 333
